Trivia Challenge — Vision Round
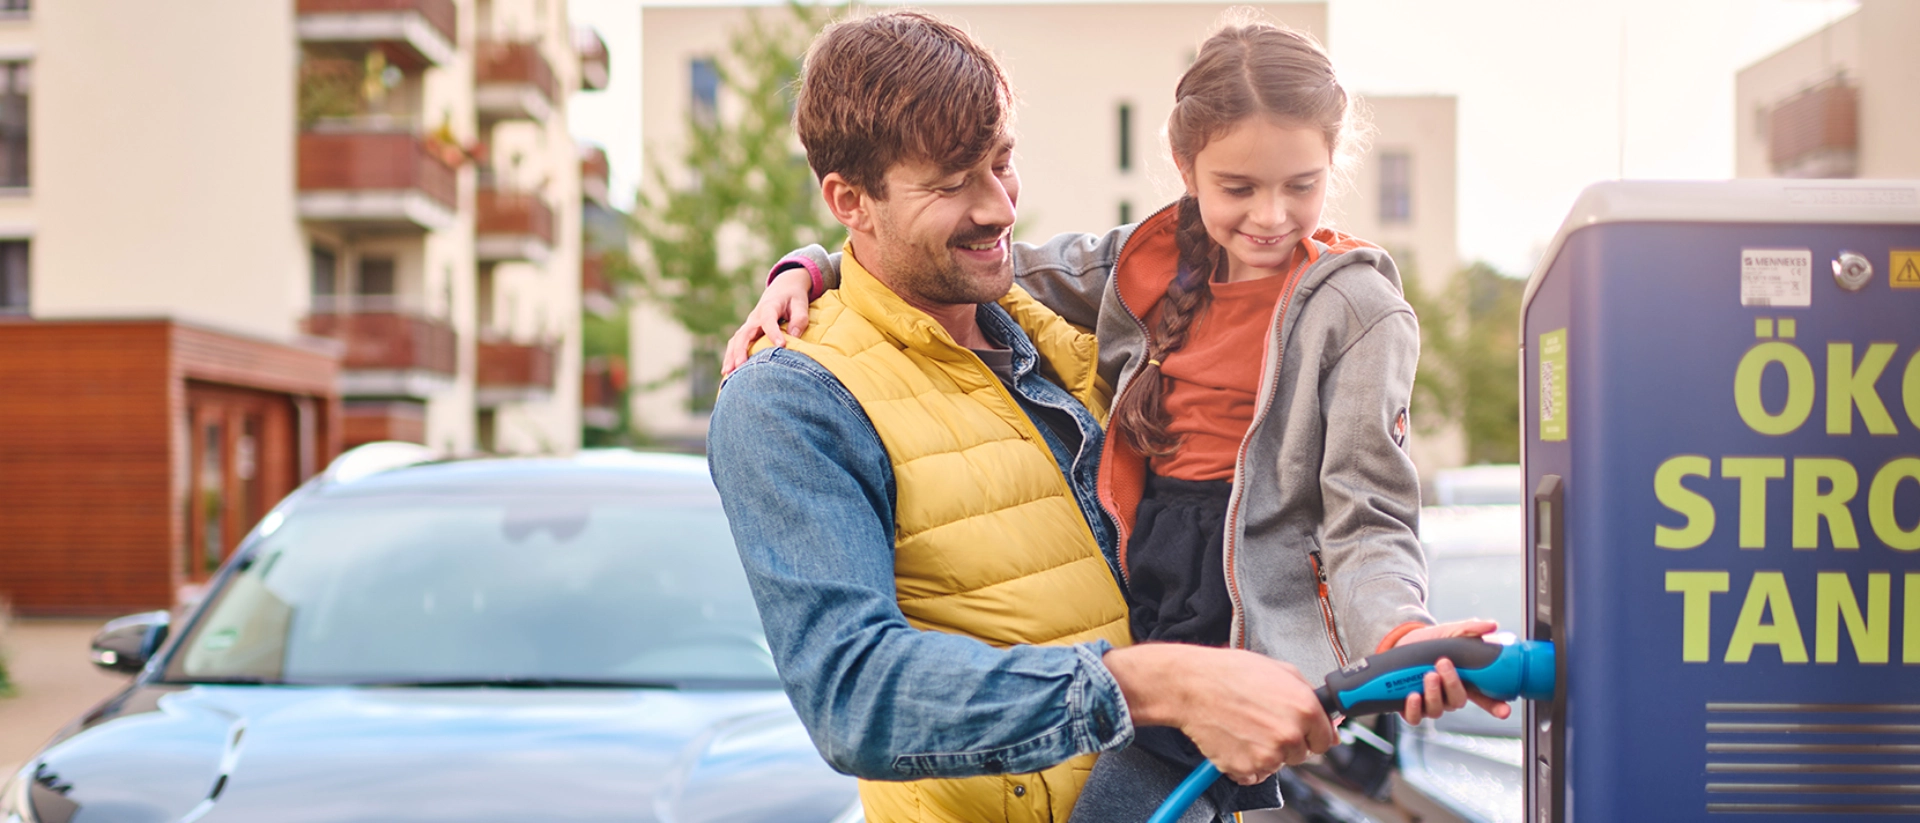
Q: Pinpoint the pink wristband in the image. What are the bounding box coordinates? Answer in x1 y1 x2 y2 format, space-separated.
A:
767 256 827 302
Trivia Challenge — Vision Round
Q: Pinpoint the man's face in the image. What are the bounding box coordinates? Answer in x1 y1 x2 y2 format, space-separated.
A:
864 137 1020 307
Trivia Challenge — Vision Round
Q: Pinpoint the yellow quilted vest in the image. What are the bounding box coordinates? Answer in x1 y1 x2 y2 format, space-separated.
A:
759 249 1131 823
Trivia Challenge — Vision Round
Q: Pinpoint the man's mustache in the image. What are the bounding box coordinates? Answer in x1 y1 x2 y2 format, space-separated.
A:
949 224 1010 246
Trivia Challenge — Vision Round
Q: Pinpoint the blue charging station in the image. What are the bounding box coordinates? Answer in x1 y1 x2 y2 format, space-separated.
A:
1523 180 1920 820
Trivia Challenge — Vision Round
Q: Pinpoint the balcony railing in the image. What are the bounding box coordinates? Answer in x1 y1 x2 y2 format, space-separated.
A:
1769 80 1858 178
475 41 558 121
477 188 555 262
477 338 558 406
296 0 458 69
298 131 458 231
575 27 609 92
582 355 625 429
581 146 610 205
582 252 618 317
302 311 457 377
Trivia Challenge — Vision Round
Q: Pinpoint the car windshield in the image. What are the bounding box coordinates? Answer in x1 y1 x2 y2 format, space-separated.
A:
163 488 776 688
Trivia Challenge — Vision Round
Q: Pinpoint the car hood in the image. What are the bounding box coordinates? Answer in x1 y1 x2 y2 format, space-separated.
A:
22 684 855 823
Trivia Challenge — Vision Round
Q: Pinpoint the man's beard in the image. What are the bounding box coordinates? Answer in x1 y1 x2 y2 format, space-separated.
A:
872 216 1013 306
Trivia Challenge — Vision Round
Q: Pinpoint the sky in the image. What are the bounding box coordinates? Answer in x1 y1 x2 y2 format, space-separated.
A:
566 0 1858 278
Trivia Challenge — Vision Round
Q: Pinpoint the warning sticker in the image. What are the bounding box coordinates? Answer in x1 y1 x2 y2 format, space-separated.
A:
1893 250 1920 290
1740 248 1811 307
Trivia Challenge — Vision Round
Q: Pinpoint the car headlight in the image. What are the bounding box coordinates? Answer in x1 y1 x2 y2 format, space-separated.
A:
0 764 36 823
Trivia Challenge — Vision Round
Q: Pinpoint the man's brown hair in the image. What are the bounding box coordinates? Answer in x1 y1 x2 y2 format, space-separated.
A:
794 11 1013 199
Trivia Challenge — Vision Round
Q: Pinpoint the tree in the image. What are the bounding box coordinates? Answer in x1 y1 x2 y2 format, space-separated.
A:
630 4 840 410
1403 262 1527 464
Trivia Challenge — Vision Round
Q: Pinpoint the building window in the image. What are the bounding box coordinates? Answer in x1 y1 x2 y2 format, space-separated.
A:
1379 151 1411 223
0 239 25 314
476 408 498 453
0 62 28 189
357 256 396 298
1117 103 1133 172
690 58 719 123
310 246 338 302
689 340 720 414
1118 200 1133 225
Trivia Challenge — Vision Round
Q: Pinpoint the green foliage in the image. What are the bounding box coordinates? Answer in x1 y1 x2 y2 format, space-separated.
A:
0 653 12 698
630 3 840 387
1403 262 1526 464
297 57 365 128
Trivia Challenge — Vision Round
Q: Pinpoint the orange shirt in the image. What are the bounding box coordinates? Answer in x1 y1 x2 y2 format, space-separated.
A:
1149 250 1311 481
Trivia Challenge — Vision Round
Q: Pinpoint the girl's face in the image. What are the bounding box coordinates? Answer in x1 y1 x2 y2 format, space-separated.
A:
1179 116 1331 283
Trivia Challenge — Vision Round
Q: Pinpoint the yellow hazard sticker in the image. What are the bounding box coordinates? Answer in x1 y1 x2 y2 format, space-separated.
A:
1893 250 1920 289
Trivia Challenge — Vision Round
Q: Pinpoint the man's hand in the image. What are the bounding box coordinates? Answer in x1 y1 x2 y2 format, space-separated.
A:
1393 620 1514 724
723 268 815 375
1104 644 1336 786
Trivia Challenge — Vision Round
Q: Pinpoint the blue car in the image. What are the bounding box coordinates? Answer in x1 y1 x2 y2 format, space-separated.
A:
1 445 860 823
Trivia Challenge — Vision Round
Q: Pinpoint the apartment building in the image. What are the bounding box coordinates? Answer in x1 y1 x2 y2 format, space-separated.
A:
1735 0 1920 179
632 1 1465 473
0 0 600 615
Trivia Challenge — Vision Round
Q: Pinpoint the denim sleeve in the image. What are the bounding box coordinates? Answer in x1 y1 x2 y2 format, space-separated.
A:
707 349 1134 780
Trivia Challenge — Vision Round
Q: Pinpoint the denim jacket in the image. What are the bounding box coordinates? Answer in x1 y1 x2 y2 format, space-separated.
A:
707 299 1133 781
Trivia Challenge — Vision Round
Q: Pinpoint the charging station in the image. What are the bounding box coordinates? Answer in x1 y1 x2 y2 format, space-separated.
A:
1523 180 1920 820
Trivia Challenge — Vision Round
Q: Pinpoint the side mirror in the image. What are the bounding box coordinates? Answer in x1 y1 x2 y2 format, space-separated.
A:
90 611 170 675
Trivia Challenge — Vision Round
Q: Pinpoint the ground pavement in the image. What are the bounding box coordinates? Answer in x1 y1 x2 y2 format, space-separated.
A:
0 618 134 777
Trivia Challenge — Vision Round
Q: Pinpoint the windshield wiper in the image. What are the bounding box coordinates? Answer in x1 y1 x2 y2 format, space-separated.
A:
366 677 683 690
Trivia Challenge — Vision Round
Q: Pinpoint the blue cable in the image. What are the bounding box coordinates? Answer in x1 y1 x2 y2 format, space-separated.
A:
1144 760 1220 823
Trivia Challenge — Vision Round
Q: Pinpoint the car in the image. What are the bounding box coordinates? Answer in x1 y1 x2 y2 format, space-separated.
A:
0 445 860 823
1390 503 1526 823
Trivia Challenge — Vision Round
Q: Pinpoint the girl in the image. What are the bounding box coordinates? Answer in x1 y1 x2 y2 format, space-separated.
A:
729 20 1504 821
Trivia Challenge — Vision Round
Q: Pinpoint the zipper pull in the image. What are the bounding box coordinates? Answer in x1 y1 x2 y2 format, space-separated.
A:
1309 550 1330 587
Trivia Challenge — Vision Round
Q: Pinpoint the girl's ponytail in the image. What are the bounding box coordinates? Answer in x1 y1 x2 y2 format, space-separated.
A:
1113 195 1219 457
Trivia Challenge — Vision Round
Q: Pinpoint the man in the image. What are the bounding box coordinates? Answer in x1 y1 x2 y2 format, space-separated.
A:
706 12 1335 823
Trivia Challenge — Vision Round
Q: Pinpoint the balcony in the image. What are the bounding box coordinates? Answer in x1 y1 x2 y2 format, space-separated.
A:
581 146 610 206
299 131 458 232
297 0 457 70
476 337 558 407
475 41 558 122
477 188 555 263
582 355 626 430
575 27 609 92
1769 80 1858 178
302 307 458 399
582 252 618 317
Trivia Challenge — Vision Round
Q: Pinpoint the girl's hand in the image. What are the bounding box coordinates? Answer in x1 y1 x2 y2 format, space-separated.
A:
1392 619 1514 725
722 268 815 375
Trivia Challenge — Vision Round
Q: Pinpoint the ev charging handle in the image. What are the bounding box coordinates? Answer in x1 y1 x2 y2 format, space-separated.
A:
1144 638 1557 823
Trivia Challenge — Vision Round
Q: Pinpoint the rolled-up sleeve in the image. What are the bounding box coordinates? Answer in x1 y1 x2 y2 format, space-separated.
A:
707 349 1133 780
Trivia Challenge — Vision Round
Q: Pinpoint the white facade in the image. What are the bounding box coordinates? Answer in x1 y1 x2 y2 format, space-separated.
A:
1 0 589 456
633 1 1463 473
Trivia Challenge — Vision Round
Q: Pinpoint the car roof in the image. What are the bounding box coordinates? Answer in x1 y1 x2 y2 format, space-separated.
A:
308 447 718 500
1419 504 1524 558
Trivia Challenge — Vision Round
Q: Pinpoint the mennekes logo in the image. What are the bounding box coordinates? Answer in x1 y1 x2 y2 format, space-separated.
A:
1744 255 1803 266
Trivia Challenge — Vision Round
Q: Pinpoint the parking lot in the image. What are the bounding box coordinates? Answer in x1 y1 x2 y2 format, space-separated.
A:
0 619 131 777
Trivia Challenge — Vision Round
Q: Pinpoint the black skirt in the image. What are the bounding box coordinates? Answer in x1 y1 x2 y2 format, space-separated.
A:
1125 472 1282 814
